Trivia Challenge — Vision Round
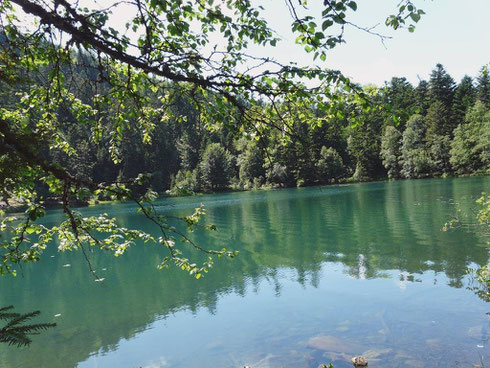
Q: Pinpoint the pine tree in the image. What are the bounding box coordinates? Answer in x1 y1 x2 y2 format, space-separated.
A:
429 63 455 107
476 66 490 108
414 80 430 115
346 96 385 180
0 306 56 347
452 75 476 125
425 100 453 138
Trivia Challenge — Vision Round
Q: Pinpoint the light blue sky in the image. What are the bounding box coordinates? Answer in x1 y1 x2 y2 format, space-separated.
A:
17 0 489 86
255 0 490 86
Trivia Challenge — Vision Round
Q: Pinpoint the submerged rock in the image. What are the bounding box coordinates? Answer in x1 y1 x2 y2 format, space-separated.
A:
242 353 278 368
323 351 352 363
404 359 424 368
307 335 361 353
468 325 486 339
361 348 391 360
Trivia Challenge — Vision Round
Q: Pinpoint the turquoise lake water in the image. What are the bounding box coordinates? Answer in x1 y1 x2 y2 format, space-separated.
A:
0 176 489 367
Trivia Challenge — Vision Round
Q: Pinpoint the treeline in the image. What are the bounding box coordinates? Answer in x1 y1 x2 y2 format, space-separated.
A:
165 63 490 193
2 61 489 199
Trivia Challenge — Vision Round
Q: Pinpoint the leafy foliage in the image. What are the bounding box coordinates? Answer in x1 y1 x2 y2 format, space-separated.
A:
450 101 490 173
317 146 345 183
444 193 490 302
400 115 430 178
380 126 402 178
238 140 265 189
429 134 451 174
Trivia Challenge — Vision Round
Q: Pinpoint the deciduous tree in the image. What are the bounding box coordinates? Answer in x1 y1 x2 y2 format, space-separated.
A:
380 126 402 178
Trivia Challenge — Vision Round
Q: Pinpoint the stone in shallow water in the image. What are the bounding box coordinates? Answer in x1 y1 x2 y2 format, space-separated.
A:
242 353 278 368
323 351 352 363
336 320 351 332
361 348 392 360
468 325 483 338
307 335 361 354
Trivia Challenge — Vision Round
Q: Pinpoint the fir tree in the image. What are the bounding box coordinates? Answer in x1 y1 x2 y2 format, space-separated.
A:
414 80 430 115
429 63 455 107
425 100 454 138
452 75 476 125
0 306 56 347
476 66 490 108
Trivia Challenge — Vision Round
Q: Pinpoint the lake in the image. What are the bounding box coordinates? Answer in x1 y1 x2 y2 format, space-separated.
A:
1 177 489 368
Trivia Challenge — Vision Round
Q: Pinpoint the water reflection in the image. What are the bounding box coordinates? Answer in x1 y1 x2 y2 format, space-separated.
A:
0 177 488 368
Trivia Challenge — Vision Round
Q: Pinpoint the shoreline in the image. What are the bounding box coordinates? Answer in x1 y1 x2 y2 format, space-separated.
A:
1 172 488 214
166 170 489 197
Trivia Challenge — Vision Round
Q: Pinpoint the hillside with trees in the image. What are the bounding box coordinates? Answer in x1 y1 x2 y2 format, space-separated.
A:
174 63 490 191
4 61 486 197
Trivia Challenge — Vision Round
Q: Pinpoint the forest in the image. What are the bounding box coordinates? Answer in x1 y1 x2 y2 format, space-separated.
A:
2 60 488 202
169 63 490 192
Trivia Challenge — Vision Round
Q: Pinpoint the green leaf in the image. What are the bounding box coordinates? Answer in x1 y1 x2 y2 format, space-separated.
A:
410 12 421 22
322 20 334 31
347 1 357 11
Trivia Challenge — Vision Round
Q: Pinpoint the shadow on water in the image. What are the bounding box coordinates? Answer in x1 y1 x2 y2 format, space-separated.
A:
0 176 489 367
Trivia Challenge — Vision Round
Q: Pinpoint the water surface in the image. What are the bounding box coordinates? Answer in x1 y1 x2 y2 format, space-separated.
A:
1 177 489 368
